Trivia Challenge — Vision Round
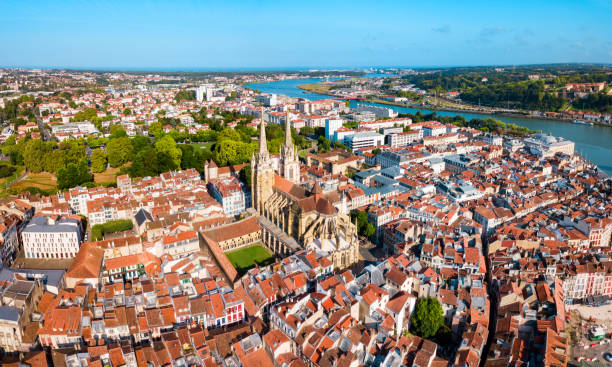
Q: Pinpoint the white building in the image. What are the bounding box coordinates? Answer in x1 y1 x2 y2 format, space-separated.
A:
21 216 81 259
196 84 215 102
50 121 99 137
333 128 359 143
358 117 411 131
207 177 250 216
256 94 278 107
422 122 446 137
481 133 503 146
387 130 423 147
354 104 398 119
325 118 344 140
524 133 575 157
345 131 385 151
162 230 200 259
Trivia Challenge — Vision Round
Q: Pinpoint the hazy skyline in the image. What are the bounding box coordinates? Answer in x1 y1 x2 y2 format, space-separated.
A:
1 0 611 69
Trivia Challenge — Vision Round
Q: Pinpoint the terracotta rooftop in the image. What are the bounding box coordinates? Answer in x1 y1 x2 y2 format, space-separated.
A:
66 243 104 280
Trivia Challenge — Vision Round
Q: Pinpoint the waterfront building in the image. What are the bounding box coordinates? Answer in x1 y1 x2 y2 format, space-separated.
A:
524 133 575 157
354 103 398 118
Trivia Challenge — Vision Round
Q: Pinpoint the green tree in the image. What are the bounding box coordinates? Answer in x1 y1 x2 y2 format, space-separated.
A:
90 149 107 173
148 121 163 137
59 140 86 166
154 135 182 169
57 159 92 189
410 297 444 339
76 159 92 185
91 219 133 241
71 107 98 122
363 222 375 237
42 150 65 173
23 139 50 173
299 126 315 136
435 324 452 345
333 141 349 151
129 147 159 177
239 165 252 188
107 137 134 167
350 211 376 238
317 136 331 153
131 135 152 152
109 125 128 139
86 136 107 148
175 90 196 102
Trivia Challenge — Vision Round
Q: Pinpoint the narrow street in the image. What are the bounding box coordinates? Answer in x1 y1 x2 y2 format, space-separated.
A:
479 236 499 367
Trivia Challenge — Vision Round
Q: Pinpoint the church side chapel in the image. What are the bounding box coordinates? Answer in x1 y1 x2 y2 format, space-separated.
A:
251 109 359 269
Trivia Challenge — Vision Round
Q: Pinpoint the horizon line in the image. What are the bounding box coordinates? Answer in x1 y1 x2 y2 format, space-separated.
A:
1 62 611 73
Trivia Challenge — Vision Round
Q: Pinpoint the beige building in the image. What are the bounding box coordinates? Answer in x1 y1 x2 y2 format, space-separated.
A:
201 216 261 252
306 149 365 175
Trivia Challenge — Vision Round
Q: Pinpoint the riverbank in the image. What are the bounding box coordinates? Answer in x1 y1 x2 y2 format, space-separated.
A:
250 78 612 174
297 82 336 95
368 98 577 124
297 82 612 127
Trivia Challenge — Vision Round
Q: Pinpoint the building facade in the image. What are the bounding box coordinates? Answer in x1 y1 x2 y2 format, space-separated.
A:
21 216 81 259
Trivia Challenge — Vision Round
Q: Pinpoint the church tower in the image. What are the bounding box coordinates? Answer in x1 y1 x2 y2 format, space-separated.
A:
280 109 300 183
251 108 274 214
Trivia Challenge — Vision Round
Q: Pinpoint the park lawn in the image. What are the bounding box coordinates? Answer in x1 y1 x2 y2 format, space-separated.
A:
11 172 57 192
186 142 214 150
226 245 274 275
94 167 120 184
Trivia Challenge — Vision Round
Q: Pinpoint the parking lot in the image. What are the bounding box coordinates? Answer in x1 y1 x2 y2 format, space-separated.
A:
567 304 612 365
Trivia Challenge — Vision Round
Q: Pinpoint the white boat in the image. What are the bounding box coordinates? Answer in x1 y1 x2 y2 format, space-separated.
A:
573 119 594 126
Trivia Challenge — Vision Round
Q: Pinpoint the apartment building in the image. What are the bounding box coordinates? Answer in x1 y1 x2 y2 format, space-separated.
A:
345 131 385 152
207 177 250 216
21 216 81 259
387 129 423 147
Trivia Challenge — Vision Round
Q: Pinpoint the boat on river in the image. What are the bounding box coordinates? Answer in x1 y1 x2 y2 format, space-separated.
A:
573 119 594 126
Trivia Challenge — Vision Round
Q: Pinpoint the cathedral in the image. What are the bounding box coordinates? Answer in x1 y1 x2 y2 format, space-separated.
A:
251 109 359 269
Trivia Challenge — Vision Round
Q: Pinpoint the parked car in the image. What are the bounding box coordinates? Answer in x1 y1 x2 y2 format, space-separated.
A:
603 353 612 362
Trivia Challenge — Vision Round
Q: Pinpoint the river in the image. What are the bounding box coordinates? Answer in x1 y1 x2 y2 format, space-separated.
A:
245 77 612 175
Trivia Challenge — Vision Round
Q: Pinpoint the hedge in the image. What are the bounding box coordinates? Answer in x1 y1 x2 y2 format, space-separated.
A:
91 219 133 241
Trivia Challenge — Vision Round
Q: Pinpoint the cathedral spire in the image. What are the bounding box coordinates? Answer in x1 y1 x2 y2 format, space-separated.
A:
258 107 268 159
284 109 292 148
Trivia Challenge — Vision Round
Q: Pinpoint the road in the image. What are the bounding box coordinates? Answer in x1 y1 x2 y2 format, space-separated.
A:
4 170 27 190
35 110 53 141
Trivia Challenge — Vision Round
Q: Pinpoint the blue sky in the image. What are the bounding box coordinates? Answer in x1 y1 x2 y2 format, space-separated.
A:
1 0 611 70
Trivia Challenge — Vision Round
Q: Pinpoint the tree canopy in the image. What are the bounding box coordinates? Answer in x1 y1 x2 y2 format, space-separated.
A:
410 297 444 339
107 137 134 167
90 149 107 173
57 160 92 190
155 135 182 170
350 211 375 238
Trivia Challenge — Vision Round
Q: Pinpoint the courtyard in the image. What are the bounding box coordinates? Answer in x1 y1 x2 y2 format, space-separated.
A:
225 244 275 276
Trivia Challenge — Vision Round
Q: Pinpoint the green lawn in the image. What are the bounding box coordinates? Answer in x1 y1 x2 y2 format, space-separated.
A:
186 142 214 149
226 245 274 275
